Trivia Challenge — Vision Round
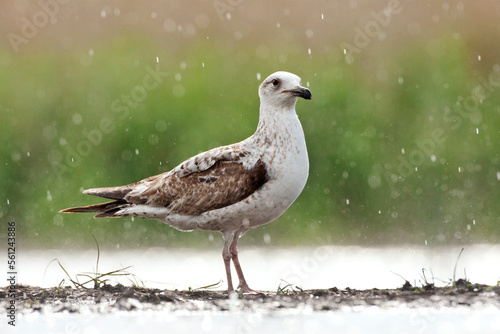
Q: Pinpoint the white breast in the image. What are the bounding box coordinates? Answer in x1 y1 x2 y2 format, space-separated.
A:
258 112 309 210
159 107 309 233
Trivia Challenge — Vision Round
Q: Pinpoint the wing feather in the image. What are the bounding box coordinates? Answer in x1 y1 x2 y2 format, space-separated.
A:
127 159 268 215
60 146 269 217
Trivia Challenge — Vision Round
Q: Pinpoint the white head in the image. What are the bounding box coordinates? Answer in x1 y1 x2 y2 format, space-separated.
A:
258 71 312 110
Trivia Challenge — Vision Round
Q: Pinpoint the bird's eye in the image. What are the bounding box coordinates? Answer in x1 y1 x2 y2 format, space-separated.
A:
272 79 279 86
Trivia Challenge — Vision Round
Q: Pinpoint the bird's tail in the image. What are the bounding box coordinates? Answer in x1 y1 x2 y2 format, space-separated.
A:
59 185 135 218
59 200 128 218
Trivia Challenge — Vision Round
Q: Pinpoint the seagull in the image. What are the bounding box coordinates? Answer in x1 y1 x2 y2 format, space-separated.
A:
60 71 312 293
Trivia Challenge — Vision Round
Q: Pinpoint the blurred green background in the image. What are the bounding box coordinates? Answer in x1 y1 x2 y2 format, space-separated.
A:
1 1 499 249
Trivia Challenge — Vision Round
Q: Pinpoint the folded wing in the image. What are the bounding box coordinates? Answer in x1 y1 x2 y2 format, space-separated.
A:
60 152 268 218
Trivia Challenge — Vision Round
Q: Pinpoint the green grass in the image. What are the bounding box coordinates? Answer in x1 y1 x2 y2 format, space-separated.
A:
2 34 500 249
50 235 143 289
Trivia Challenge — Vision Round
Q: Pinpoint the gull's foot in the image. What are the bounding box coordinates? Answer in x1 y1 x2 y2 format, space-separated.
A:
238 284 258 294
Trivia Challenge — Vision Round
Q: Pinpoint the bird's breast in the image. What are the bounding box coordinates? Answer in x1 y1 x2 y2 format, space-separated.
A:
253 120 309 202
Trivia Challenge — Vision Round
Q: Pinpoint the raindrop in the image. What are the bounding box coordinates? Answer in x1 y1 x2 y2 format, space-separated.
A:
101 10 106 18
276 23 280 28
155 120 167 132
476 128 479 134
135 149 139 155
321 14 324 20
430 154 436 162
368 175 381 188
256 73 261 80
496 172 500 181
424 240 427 245
156 56 159 63
346 199 350 205
89 49 94 56
263 233 271 244
208 234 214 242
478 55 481 61
172 84 185 97
401 148 405 154
7 199 10 205
473 219 476 225
466 224 471 231
72 113 82 125
458 166 461 172
308 48 312 55
398 77 404 84
202 62 205 68
151 12 157 19
47 190 52 201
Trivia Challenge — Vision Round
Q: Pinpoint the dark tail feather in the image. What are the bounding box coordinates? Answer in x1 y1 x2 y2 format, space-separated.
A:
83 186 134 200
59 200 128 218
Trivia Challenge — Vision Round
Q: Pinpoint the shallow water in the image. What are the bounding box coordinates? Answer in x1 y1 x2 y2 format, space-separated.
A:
4 245 500 333
18 244 500 290
6 305 500 334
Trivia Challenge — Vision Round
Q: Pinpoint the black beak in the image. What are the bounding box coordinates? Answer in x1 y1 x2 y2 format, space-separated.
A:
283 86 312 100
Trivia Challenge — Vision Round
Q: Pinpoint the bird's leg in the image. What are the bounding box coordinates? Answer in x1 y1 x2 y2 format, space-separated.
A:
222 232 235 293
229 232 257 294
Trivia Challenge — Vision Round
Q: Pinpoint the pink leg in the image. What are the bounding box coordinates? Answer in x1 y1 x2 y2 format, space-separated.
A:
222 233 234 293
229 232 257 294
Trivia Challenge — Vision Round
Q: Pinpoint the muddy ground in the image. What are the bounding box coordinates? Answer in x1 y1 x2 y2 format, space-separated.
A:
2 280 499 314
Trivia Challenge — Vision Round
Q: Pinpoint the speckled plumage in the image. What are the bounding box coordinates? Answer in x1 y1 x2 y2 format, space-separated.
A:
60 71 312 293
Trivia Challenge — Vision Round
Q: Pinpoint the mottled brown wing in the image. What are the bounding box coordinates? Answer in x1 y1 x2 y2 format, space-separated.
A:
126 160 268 215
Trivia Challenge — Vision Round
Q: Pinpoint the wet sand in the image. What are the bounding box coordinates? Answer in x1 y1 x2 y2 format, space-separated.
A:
3 280 499 314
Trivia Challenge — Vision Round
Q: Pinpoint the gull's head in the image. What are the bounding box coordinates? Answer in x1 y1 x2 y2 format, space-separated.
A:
258 71 312 110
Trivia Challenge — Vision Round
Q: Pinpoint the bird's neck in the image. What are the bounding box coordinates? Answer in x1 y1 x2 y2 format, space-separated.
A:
251 105 304 145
